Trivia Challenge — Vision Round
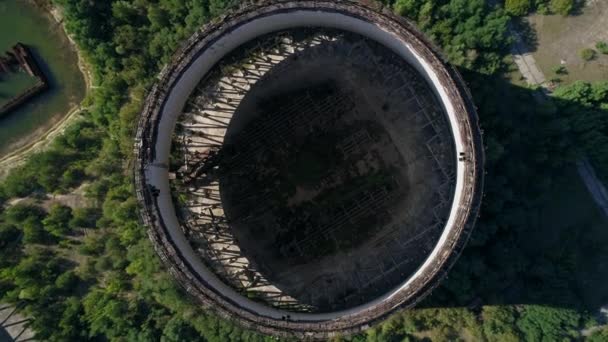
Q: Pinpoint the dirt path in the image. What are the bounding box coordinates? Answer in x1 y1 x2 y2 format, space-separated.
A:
510 25 546 86
0 4 93 180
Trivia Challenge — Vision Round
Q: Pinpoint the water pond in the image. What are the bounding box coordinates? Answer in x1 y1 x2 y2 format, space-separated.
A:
0 1 85 157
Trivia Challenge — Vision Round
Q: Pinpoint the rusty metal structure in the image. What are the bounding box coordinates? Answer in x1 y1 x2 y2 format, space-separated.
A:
134 1 484 339
0 43 49 117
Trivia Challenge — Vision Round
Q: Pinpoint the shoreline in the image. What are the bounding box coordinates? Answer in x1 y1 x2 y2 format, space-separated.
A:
0 3 93 180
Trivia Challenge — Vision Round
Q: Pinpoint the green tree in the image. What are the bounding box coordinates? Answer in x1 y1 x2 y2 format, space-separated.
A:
57 297 88 340
3 204 47 244
505 0 532 16
0 222 20 248
596 41 608 54
553 81 608 179
550 0 574 15
82 289 134 339
393 0 423 18
588 327 608 342
22 217 47 244
69 207 100 229
425 0 510 74
55 270 80 293
161 317 204 342
43 204 73 237
2 169 38 197
482 306 520 341
1 248 62 301
516 306 581 341
4 203 45 225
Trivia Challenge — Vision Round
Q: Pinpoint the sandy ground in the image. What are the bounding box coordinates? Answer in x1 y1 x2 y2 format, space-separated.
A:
527 0 608 83
0 4 92 180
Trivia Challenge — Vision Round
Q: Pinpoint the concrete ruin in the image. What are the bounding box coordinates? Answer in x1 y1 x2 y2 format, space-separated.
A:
134 0 484 339
0 43 49 117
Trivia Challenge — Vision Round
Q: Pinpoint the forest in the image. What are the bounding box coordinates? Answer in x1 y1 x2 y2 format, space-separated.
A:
1 0 607 341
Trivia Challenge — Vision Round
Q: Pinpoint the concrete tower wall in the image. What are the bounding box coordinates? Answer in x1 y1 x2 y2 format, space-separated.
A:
134 1 484 339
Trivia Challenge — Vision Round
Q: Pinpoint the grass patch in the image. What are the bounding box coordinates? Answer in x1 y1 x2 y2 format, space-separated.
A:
596 41 608 55
580 48 597 61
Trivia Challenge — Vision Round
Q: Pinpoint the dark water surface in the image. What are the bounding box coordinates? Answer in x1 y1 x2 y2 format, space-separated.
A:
0 0 85 157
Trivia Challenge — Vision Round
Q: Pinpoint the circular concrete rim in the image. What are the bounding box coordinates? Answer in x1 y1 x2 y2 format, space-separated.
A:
134 0 484 338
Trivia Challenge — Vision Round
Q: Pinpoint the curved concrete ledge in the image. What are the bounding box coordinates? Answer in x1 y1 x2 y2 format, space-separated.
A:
134 0 484 338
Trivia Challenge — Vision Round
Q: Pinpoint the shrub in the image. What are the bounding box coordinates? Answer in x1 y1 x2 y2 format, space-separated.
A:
393 0 423 18
69 207 100 229
43 204 73 238
4 203 45 225
596 41 608 54
0 223 20 248
23 217 47 244
588 327 608 342
55 270 79 292
552 65 568 75
549 77 562 84
536 4 550 15
506 0 532 16
550 0 574 15
580 48 597 61
516 306 581 341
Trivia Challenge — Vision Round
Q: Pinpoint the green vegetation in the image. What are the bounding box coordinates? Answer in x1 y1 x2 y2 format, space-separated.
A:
43 204 73 238
550 0 575 15
505 0 531 16
588 326 608 341
549 65 567 84
0 0 274 341
391 0 510 74
0 0 607 341
355 306 583 341
535 2 551 14
553 81 608 180
2 120 104 198
523 0 574 15
596 41 608 54
580 48 597 61
552 65 568 75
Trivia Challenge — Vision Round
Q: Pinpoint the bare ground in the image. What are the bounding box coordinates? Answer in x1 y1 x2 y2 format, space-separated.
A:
527 0 608 83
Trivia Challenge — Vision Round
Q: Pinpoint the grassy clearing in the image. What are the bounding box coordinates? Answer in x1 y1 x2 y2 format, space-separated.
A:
526 1 608 84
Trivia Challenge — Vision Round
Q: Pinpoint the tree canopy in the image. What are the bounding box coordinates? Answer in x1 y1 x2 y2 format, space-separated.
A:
505 0 531 16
